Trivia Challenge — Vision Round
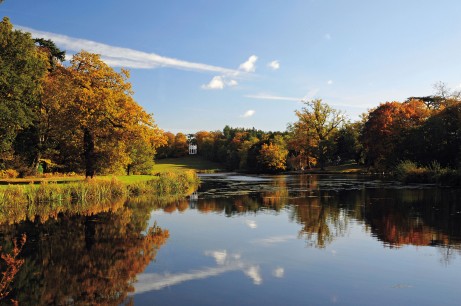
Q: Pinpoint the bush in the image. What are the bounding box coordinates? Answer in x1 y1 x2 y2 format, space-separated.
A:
394 160 461 186
0 169 19 179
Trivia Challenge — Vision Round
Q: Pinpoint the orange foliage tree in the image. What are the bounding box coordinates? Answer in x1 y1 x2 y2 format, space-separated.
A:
361 100 431 169
60 51 164 176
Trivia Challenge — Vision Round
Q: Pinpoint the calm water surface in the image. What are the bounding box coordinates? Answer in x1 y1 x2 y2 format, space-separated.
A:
2 174 461 305
133 174 461 305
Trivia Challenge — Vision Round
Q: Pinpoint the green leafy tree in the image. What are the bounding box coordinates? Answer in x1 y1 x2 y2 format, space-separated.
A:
0 17 47 168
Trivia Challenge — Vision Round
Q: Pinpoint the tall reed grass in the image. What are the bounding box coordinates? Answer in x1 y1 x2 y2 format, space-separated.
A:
0 170 200 224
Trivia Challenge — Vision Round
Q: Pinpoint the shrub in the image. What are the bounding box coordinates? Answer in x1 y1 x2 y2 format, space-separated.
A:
0 169 19 179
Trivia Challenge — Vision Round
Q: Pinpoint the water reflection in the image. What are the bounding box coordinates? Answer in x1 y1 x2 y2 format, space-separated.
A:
190 174 461 254
2 174 461 305
0 199 169 305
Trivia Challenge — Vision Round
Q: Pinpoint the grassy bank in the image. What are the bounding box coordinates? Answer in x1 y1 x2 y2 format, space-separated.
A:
153 156 224 173
0 170 199 215
395 161 461 186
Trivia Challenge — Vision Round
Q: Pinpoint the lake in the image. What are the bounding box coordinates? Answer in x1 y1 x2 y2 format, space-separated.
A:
2 174 461 305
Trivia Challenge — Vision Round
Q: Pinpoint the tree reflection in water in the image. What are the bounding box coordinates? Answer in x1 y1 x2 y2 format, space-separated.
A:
194 175 461 256
0 198 169 305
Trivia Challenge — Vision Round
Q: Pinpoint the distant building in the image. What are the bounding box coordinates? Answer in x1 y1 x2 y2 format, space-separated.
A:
189 144 197 155
187 134 197 155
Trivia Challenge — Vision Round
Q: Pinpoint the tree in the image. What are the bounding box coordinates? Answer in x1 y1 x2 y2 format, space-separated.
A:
413 102 461 167
0 17 47 167
335 121 362 163
257 142 288 173
292 99 346 169
66 51 162 177
13 40 68 173
173 133 189 157
156 131 175 158
361 100 431 169
34 38 66 71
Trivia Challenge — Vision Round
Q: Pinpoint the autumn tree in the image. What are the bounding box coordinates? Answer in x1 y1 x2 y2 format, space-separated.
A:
291 99 346 169
361 100 431 169
173 133 189 157
0 17 47 168
66 51 162 177
257 142 288 173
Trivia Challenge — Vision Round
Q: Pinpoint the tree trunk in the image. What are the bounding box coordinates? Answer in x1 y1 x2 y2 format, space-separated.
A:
84 128 95 178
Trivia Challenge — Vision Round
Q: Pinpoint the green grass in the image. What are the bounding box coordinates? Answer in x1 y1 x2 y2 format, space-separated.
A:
153 156 224 173
0 155 218 188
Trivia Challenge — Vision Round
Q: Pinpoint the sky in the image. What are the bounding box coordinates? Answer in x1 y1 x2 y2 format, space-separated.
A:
2 0 461 133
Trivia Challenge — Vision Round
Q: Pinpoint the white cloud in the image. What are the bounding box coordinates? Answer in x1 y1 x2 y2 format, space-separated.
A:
239 55 258 72
268 60 280 70
202 76 239 90
202 76 225 90
228 79 238 87
327 80 333 85
245 93 301 102
17 25 240 74
241 110 256 118
272 267 285 278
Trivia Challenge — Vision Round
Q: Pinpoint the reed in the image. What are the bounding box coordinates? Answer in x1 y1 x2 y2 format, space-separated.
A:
0 170 200 223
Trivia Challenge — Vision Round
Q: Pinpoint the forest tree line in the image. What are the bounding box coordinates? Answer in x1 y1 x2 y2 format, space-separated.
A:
0 17 165 177
159 84 461 176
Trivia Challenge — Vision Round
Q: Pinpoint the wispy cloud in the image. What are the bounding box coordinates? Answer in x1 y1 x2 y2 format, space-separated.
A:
246 90 320 103
245 93 301 102
327 80 333 85
268 60 280 70
241 110 256 118
239 55 258 72
228 79 238 87
324 33 332 40
17 25 240 74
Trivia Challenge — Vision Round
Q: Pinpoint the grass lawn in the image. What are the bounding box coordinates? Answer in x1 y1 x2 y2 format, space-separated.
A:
152 156 224 173
0 156 221 187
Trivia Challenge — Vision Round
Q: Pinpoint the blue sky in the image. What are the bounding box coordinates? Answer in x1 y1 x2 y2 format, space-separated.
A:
2 0 461 133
